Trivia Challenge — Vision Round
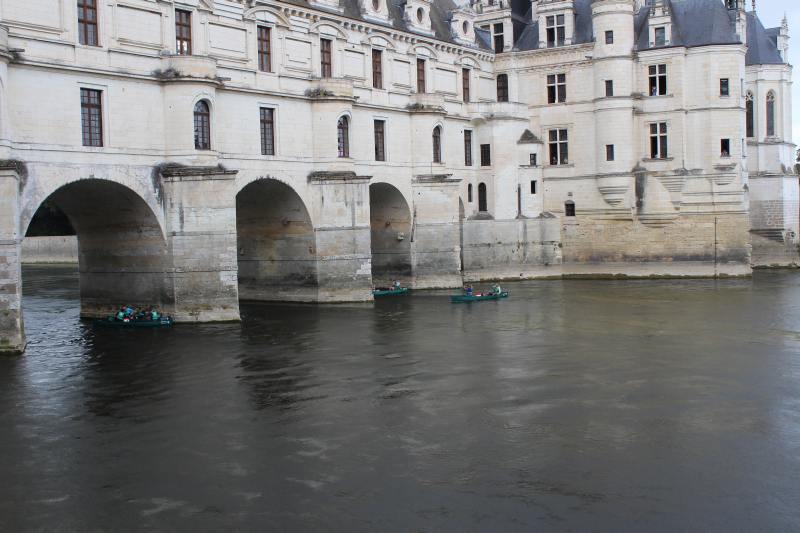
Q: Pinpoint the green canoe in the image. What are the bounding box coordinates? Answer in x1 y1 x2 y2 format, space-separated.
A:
93 316 173 328
450 291 509 303
373 287 409 297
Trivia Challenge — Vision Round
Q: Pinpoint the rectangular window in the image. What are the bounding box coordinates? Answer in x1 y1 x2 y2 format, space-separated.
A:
464 130 473 166
720 78 730 97
548 129 568 165
462 68 470 103
257 26 272 72
530 180 537 194
648 64 667 96
416 58 426 93
320 38 332 78
77 0 98 46
654 26 666 47
480 144 491 166
374 120 386 161
496 74 509 102
371 49 383 89
175 9 192 55
605 30 614 44
493 23 504 53
530 153 537 166
605 80 614 97
80 88 103 147
547 73 566 103
649 122 668 159
546 14 565 47
260 108 275 156
721 138 730 157
606 144 615 161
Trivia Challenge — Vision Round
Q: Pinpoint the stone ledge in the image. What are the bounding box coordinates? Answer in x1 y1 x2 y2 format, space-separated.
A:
412 173 460 184
307 171 371 183
158 163 237 181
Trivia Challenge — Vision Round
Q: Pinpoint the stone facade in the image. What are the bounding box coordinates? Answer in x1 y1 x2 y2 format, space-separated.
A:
0 0 795 354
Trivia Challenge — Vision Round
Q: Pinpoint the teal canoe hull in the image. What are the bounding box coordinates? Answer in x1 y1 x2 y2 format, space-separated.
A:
373 287 409 297
450 291 509 303
93 316 173 328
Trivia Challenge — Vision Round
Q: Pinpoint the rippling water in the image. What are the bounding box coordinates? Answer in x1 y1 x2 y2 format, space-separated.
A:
2 265 800 531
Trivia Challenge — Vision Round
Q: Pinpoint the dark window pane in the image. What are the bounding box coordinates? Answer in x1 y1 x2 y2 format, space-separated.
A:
260 108 275 155
78 0 99 46
80 88 103 147
372 49 383 89
193 100 210 150
374 120 385 161
258 26 272 72
176 9 192 55
321 39 332 78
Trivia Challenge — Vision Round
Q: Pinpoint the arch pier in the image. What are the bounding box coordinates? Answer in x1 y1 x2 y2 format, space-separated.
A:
0 164 24 354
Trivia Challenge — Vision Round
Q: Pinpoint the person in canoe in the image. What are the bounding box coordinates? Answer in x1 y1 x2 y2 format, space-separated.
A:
116 306 126 321
464 284 474 296
150 308 160 321
491 283 502 295
392 280 402 289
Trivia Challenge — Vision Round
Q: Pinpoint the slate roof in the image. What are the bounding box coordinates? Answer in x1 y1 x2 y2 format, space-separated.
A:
278 0 493 50
746 12 784 65
508 0 784 66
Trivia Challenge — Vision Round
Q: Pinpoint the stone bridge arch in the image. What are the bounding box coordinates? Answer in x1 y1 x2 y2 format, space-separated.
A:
235 177 318 302
369 182 413 285
23 177 173 318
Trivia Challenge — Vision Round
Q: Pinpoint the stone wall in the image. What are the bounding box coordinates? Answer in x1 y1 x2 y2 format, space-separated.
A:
749 175 800 267
21 236 78 264
561 213 752 277
462 216 562 280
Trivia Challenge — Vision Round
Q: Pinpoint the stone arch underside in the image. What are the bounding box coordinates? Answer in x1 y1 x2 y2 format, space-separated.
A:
369 183 412 284
27 178 173 317
236 179 318 301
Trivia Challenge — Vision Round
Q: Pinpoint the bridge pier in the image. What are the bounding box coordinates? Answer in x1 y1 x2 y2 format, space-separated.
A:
309 172 373 302
410 175 463 289
161 166 241 322
0 166 25 354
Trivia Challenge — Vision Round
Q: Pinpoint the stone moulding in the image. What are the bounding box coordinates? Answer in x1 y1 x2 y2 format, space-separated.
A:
307 170 371 183
596 174 631 207
412 173 460 184
158 163 237 181
656 174 687 208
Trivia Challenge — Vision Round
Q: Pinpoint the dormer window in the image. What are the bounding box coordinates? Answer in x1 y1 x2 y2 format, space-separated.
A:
546 15 565 47
463 21 469 33
362 0 389 23
416 7 423 21
372 0 379 9
405 0 432 34
654 26 666 47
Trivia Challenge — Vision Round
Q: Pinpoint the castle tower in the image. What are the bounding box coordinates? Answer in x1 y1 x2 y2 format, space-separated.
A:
590 0 637 210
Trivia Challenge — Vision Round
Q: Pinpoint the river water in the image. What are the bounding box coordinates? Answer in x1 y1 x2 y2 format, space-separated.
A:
2 266 800 532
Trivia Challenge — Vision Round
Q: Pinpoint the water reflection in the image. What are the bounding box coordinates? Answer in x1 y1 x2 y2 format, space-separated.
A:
2 265 800 531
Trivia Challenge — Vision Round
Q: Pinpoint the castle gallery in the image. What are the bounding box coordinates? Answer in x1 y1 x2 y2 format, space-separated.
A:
0 0 796 352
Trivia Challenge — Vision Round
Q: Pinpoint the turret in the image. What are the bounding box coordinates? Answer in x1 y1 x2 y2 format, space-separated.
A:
777 14 789 62
591 0 635 58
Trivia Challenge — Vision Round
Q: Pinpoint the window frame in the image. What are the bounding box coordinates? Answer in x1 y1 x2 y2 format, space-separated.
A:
257 26 273 73
547 73 566 104
175 9 192 55
416 58 426 93
478 182 488 212
80 87 103 147
193 100 211 150
719 78 730 97
496 74 509 102
462 68 471 103
649 122 668 159
545 14 565 48
480 144 491 167
77 0 99 47
432 125 442 164
745 91 754 138
606 144 615 161
320 38 333 78
548 129 568 166
374 119 386 161
530 180 537 195
654 26 666 47
337 115 350 158
372 48 383 89
648 64 667 96
720 138 730 157
260 107 275 156
605 30 613 45
766 91 776 137
493 23 504 53
464 130 473 167
605 79 614 97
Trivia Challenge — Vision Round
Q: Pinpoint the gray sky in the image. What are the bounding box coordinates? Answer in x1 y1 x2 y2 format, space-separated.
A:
748 1 797 149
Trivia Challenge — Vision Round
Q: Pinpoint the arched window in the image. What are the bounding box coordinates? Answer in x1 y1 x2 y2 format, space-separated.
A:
565 200 575 217
745 91 754 138
766 91 776 137
478 182 487 212
467 183 473 203
193 100 211 150
337 116 349 157
432 126 442 163
496 74 509 102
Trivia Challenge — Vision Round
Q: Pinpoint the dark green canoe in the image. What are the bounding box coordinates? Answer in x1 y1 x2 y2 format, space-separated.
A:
93 316 173 328
373 287 409 297
450 291 509 303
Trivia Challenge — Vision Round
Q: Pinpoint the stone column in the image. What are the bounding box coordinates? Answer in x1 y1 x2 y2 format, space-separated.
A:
308 171 373 302
411 174 463 289
0 165 24 354
160 165 240 322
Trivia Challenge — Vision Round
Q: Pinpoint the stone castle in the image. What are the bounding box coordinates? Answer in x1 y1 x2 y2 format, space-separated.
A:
0 0 795 353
